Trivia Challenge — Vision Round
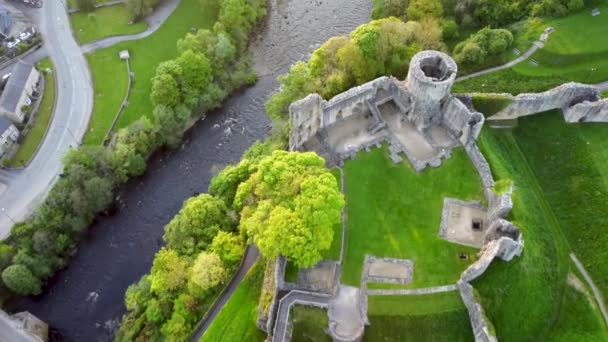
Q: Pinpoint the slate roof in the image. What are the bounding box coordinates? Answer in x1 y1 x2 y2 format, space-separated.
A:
0 7 11 37
0 116 12 133
0 60 35 114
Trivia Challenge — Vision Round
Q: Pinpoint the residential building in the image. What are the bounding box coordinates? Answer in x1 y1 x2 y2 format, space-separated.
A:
0 116 19 157
0 60 40 124
0 7 12 39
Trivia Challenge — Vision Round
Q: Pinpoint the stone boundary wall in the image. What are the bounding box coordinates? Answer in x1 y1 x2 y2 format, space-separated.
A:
458 281 498 342
478 83 608 123
272 290 331 342
367 284 458 295
465 143 495 189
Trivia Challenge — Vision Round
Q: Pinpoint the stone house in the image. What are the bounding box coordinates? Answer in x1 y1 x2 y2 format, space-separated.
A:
0 116 19 157
0 60 40 124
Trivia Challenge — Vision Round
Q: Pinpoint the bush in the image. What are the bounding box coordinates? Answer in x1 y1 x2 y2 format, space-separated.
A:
453 27 513 65
1 264 41 295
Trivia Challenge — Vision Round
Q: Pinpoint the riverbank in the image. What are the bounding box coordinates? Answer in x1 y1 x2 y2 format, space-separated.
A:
10 1 372 340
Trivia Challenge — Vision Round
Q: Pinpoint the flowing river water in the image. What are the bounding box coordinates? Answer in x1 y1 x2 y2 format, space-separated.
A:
11 1 371 340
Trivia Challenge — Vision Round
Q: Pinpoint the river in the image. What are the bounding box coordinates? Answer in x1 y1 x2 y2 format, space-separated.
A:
12 0 371 340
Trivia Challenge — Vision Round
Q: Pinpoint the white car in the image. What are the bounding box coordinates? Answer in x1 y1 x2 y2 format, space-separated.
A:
2 73 11 82
19 32 31 41
7 39 21 49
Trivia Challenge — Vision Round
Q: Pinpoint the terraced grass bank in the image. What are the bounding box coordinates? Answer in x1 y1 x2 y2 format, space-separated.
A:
473 118 608 341
84 0 216 145
70 4 148 45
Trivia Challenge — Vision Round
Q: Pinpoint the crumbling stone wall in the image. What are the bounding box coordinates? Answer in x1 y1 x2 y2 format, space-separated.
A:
482 83 608 123
458 281 498 342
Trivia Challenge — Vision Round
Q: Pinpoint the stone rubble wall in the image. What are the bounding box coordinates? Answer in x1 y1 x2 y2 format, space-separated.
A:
458 281 498 342
443 96 485 145
564 99 608 122
465 143 496 189
486 83 608 123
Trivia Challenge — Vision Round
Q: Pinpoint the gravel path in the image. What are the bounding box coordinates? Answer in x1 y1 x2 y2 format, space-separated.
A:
570 253 608 326
456 41 544 82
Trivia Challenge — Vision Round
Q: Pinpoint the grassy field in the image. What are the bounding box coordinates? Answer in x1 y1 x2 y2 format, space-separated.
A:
508 111 608 297
200 261 266 342
6 59 55 168
291 307 331 342
70 4 148 45
473 118 608 341
340 146 483 287
364 292 474 341
454 4 608 94
84 0 217 145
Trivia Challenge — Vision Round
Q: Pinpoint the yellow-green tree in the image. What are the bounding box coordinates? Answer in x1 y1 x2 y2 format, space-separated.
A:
235 151 344 268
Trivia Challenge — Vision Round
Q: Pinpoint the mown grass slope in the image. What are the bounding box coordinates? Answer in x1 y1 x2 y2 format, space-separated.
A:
70 4 147 45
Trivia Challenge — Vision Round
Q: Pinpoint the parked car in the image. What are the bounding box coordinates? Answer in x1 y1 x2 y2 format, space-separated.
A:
7 39 21 49
19 32 31 41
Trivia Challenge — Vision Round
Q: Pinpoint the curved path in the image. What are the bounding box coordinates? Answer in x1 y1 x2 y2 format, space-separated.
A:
456 41 544 82
0 0 181 238
0 0 93 238
189 246 260 341
570 253 608 326
81 0 180 54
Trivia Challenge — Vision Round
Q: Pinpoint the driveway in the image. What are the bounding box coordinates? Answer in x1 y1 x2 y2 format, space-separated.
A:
0 0 93 238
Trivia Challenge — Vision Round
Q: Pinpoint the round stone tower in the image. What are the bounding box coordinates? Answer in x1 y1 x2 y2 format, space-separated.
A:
405 50 458 131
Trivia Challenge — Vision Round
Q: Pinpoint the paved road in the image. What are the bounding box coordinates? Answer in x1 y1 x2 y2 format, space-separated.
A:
570 253 608 326
189 245 260 341
0 0 181 238
0 0 93 238
456 41 544 82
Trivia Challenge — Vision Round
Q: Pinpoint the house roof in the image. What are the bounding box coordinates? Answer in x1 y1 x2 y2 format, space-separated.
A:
0 7 11 36
0 60 35 114
0 116 13 133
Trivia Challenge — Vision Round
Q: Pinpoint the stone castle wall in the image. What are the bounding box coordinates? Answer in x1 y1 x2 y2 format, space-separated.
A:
482 83 608 123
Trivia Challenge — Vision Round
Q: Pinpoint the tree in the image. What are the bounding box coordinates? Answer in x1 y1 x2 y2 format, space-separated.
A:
151 73 180 108
150 249 189 298
2 264 41 295
371 0 409 20
235 151 344 268
190 252 226 291
407 0 443 21
211 231 245 264
125 275 152 311
163 194 233 257
151 105 189 148
75 0 96 11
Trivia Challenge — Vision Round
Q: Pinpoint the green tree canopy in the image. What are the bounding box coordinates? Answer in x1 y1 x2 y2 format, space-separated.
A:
163 194 234 257
150 248 189 298
190 252 227 291
2 264 41 295
211 231 245 264
235 151 344 268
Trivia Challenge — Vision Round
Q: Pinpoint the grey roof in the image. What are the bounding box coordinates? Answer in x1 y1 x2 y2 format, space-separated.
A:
0 7 11 37
0 60 35 114
0 116 12 133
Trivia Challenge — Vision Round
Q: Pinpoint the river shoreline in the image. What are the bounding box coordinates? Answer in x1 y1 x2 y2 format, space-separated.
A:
12 1 372 340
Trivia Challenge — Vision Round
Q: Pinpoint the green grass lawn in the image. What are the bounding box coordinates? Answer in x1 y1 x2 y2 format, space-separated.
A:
290 307 331 342
84 0 217 145
471 95 513 117
70 4 148 45
364 292 474 341
454 4 608 94
508 111 608 297
6 59 55 168
473 119 608 341
340 146 483 287
200 261 266 342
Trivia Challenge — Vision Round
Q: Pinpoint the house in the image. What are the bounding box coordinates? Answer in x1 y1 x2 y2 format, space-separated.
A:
0 116 19 157
0 7 12 39
0 60 40 124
